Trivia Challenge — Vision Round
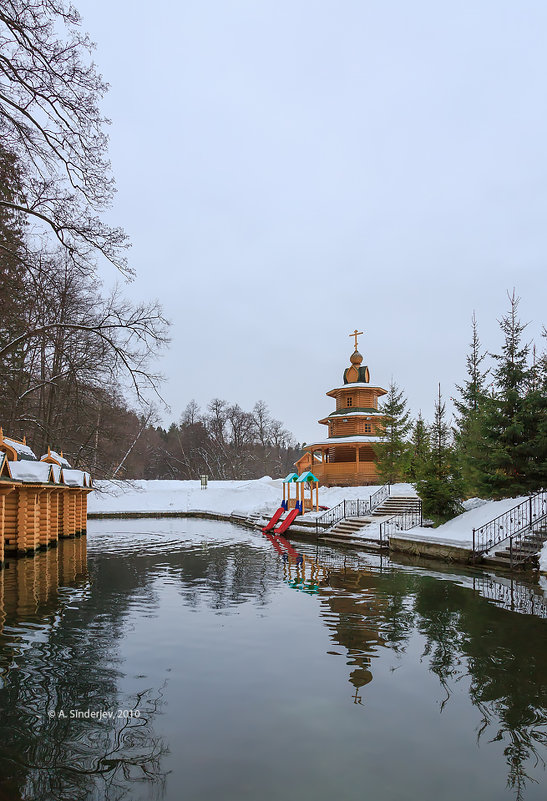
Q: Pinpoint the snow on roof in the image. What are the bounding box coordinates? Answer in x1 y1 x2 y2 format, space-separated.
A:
8 460 52 483
322 409 385 418
304 435 385 447
3 437 37 460
41 450 71 467
326 383 386 393
62 469 87 487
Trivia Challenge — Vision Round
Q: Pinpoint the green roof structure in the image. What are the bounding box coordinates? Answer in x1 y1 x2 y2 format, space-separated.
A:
297 471 318 483
283 472 299 483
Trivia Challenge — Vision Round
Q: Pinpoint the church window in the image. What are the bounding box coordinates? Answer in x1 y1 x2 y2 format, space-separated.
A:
346 397 353 407
364 422 371 433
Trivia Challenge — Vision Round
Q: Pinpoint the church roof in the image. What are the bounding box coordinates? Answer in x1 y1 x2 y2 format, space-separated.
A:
326 407 386 417
304 435 385 448
326 383 387 397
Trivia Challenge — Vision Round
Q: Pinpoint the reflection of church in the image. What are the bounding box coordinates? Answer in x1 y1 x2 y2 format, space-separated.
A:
319 567 388 702
296 331 388 486
262 532 388 703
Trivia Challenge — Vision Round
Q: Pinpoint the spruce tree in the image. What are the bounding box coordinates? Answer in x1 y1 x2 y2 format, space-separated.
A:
520 334 547 490
416 385 464 521
478 292 536 497
453 312 489 496
374 380 412 484
407 411 430 481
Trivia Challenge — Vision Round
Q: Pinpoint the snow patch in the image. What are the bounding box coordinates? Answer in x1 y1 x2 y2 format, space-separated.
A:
539 542 547 574
8 461 52 483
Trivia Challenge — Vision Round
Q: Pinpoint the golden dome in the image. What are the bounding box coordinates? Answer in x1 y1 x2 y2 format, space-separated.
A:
350 350 363 365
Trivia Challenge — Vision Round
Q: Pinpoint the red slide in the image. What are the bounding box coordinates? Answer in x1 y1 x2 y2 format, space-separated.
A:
262 507 285 533
273 508 300 534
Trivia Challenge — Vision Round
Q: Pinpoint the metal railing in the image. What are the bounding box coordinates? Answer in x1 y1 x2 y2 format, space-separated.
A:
315 483 391 536
378 504 423 546
369 483 391 510
472 491 547 557
472 574 547 619
492 512 547 568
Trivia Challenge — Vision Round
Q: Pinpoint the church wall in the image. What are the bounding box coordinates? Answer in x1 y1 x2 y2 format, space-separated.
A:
336 389 380 410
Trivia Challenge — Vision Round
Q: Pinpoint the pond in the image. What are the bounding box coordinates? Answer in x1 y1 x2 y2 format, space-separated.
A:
0 518 546 801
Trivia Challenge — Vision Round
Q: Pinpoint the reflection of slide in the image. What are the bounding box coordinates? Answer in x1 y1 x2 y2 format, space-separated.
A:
273 508 300 534
262 507 285 533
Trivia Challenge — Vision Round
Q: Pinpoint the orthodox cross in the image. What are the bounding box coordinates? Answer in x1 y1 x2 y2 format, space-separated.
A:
349 329 363 350
351 688 363 705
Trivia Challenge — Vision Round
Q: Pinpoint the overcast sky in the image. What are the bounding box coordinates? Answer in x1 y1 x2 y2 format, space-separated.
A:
78 0 546 444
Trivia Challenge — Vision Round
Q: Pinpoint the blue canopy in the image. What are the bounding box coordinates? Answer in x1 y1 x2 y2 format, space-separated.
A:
297 471 318 483
283 472 299 483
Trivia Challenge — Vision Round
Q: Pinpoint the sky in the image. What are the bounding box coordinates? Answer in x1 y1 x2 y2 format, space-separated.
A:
77 0 547 444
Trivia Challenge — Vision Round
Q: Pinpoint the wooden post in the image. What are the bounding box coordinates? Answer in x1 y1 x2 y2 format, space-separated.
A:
38 489 50 548
0 493 4 565
16 489 28 554
81 491 88 535
50 491 59 544
3 488 17 554
29 490 40 551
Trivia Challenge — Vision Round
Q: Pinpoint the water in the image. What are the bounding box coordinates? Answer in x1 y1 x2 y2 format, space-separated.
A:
0 518 546 801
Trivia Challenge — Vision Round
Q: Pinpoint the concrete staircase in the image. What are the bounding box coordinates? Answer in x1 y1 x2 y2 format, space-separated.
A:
483 518 547 569
319 494 421 547
370 495 422 518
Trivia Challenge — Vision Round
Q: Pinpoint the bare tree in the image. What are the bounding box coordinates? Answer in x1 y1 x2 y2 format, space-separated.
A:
0 1 129 274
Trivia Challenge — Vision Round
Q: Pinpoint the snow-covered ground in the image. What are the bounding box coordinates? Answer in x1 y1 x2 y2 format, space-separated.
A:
405 495 528 547
88 478 416 518
540 542 547 573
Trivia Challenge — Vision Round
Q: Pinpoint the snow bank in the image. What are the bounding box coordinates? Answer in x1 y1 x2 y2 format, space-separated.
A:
408 495 528 545
540 542 547 574
88 479 418 517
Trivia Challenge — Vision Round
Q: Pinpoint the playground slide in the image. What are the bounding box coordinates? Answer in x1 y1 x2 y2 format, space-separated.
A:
262 507 285 533
273 508 300 535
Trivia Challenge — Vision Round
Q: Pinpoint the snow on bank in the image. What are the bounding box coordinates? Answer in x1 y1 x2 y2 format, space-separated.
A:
540 542 547 574
406 495 528 546
88 478 417 518
88 479 529 551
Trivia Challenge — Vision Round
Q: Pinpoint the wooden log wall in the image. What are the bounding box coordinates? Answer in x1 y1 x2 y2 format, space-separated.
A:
0 482 90 565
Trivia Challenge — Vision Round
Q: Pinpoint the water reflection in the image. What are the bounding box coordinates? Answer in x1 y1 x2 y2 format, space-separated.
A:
0 521 545 801
261 535 547 798
0 538 168 801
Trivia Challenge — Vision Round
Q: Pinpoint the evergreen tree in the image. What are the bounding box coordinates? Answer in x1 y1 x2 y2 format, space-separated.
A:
374 380 412 484
453 312 489 496
407 411 430 481
477 292 539 497
520 333 547 490
416 385 464 521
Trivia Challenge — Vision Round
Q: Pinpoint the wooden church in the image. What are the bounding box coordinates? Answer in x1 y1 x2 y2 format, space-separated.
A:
295 331 388 486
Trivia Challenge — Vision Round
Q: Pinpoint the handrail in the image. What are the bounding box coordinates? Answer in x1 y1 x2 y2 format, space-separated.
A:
314 483 391 536
472 491 547 557
379 504 423 546
497 511 547 568
369 482 391 510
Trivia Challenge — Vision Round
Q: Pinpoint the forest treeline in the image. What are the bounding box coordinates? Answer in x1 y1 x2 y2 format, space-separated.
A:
375 294 547 521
